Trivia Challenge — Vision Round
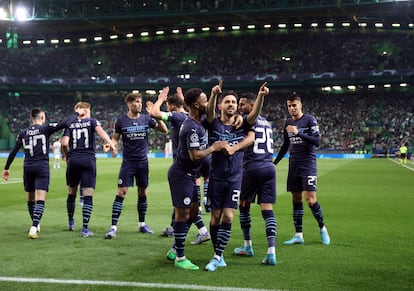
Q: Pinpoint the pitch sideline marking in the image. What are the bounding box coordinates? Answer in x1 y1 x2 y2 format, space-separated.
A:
0 276 287 291
388 158 414 172
0 178 23 185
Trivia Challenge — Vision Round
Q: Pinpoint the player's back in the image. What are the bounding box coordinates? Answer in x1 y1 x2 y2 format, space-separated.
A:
243 115 274 171
65 118 98 157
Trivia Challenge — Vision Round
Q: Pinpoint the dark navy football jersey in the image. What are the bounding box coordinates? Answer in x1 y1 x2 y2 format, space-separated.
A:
4 113 78 170
165 111 188 158
285 114 320 163
207 117 252 181
243 115 274 171
174 116 208 176
64 118 100 158
115 114 157 161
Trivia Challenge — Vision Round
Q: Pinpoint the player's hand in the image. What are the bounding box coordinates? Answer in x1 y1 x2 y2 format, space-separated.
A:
211 80 223 96
286 125 299 135
222 144 237 156
211 140 228 152
146 101 153 113
158 86 169 102
2 169 10 181
176 87 184 101
258 82 269 97
233 115 243 129
103 143 111 153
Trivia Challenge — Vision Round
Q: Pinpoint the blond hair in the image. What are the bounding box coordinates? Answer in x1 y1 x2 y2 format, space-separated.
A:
74 101 91 110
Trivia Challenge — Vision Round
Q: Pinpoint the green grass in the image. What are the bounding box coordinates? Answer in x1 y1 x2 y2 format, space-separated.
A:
0 157 413 291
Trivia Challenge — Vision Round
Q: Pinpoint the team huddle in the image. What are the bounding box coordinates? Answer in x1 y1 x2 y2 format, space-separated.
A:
2 82 330 271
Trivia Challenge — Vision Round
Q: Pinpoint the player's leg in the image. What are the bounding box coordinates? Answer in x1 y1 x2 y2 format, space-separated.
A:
305 190 330 245
136 163 154 234
190 183 210 244
105 186 128 239
80 160 97 237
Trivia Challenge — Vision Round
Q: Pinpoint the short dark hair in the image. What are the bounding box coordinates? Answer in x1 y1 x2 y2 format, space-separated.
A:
125 92 142 104
287 93 301 102
241 92 256 102
30 108 43 120
184 88 203 107
167 93 184 107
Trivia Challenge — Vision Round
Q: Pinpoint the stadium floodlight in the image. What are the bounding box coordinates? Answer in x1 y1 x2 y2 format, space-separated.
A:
201 27 210 32
400 83 408 87
0 7 7 19
383 84 391 88
368 84 375 89
311 23 318 28
0 39 2 43
156 30 164 35
186 28 195 33
132 90 140 94
145 90 157 95
322 86 331 92
94 36 103 41
139 32 148 37
232 25 240 30
263 24 271 28
294 23 302 28
50 39 59 44
36 39 45 44
332 86 342 91
282 56 291 61
347 85 357 91
375 23 384 28
278 23 287 28
325 22 334 28
217 26 225 31
342 22 351 27
247 25 255 29
409 23 414 28
358 23 367 27
172 29 180 34
126 33 134 37
78 37 87 43
392 23 401 28
63 39 71 43
14 5 30 21
22 40 31 45
109 34 118 39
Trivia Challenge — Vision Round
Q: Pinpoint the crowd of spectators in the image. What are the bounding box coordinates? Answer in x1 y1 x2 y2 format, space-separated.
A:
1 91 412 155
1 30 413 79
0 29 412 154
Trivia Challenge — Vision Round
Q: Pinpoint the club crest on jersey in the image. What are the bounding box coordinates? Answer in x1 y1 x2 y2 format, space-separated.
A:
183 197 191 205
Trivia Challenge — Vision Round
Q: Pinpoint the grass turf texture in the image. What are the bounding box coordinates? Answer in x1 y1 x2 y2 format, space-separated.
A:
0 158 413 291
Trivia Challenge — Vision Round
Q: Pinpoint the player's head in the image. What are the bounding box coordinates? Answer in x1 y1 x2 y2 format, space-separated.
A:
184 88 208 114
238 92 256 115
167 93 184 112
286 93 303 119
219 90 238 117
30 108 45 124
125 92 143 114
74 101 91 118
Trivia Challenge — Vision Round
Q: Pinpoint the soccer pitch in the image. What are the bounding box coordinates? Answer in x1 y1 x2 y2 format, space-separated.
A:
0 157 413 291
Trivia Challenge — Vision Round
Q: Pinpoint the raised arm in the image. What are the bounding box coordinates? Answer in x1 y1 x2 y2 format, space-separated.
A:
155 119 169 134
206 80 223 124
149 86 169 120
246 82 269 125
